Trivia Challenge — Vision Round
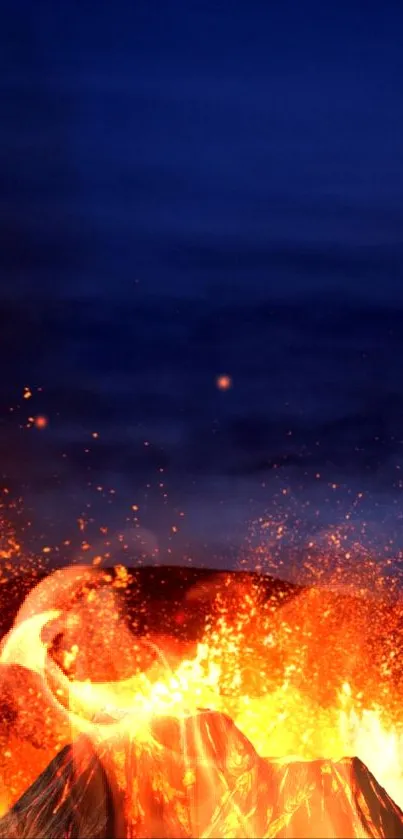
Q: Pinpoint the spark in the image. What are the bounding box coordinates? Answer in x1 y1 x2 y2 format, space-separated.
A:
216 374 232 391
34 415 48 429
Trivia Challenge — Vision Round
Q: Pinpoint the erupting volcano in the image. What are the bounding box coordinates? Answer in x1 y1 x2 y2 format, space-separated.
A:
0 559 403 837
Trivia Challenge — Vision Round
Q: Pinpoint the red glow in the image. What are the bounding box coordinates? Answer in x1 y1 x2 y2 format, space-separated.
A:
216 374 232 391
34 415 48 430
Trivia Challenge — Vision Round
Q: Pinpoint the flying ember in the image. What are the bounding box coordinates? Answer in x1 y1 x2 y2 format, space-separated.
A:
33 415 48 430
216 374 232 390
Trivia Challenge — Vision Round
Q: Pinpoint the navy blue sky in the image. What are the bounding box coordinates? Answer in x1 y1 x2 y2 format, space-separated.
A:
1 1 403 574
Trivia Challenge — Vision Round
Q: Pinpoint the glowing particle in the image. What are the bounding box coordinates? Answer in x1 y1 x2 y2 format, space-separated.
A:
92 432 99 439
34 415 48 429
23 388 32 400
216 374 232 391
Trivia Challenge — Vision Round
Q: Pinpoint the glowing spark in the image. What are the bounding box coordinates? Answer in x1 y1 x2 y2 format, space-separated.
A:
216 374 232 391
34 415 48 429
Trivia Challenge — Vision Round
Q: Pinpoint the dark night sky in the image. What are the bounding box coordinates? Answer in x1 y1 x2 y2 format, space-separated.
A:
1 1 403 574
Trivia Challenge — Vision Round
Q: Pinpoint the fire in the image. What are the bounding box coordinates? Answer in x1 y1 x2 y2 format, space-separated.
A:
0 563 403 835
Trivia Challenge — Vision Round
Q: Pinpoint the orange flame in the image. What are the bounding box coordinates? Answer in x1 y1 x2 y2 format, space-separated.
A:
0 562 403 835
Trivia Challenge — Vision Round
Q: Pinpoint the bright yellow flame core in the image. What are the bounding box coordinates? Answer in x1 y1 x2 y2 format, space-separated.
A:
62 646 403 810
1 568 403 815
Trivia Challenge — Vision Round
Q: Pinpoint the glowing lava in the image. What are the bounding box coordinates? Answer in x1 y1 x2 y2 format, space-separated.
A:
0 562 402 836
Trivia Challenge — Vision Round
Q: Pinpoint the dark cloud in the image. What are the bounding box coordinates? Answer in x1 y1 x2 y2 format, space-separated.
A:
2 296 403 496
158 241 403 285
2 0 403 564
2 2 403 304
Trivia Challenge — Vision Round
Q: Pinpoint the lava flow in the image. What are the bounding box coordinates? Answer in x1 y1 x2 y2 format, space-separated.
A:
0 561 403 837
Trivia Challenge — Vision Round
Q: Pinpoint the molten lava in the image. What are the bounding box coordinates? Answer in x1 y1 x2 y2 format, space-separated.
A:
0 563 402 836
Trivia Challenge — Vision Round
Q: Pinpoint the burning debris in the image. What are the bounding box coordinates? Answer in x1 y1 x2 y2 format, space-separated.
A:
0 563 402 837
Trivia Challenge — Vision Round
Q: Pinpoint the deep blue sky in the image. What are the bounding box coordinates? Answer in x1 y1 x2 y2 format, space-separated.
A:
1 1 403 575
